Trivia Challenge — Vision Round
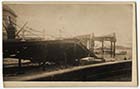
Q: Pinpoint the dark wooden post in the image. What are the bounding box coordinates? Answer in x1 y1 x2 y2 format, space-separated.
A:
42 61 46 71
92 40 95 53
91 33 95 53
18 58 23 74
110 41 113 57
113 41 116 58
73 43 79 66
102 40 104 58
18 59 21 69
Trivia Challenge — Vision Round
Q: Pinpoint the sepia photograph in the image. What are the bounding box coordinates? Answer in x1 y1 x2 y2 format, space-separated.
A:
2 1 137 87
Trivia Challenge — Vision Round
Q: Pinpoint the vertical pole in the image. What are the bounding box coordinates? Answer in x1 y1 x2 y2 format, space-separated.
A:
89 33 93 50
18 59 21 69
74 43 79 66
92 40 95 53
87 40 90 49
113 41 116 58
22 30 25 40
91 33 95 53
110 41 113 57
113 33 116 58
102 41 104 58
74 43 76 63
42 61 46 71
18 58 22 74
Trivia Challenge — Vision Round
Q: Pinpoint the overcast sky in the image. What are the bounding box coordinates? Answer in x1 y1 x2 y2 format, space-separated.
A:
7 3 134 47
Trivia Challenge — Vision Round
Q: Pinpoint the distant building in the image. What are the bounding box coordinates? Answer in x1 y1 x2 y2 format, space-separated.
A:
3 5 17 40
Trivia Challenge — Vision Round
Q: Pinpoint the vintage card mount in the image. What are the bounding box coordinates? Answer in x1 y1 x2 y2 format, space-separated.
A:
2 1 137 87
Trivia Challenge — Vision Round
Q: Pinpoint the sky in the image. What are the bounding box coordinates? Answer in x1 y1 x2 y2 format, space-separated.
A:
6 3 134 47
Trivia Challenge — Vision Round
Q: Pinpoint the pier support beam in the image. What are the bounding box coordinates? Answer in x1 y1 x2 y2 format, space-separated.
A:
110 41 113 57
18 58 21 69
42 62 46 71
102 41 104 58
113 41 116 58
18 58 23 74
